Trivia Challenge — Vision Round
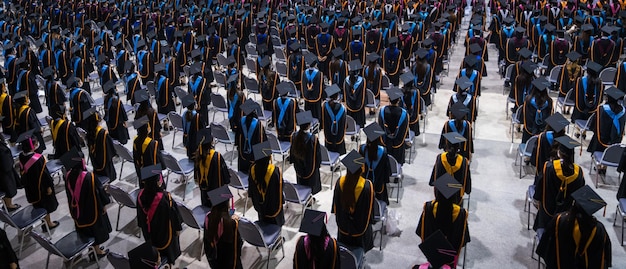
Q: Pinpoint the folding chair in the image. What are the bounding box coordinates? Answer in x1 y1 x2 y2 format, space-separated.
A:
46 159 65 185
274 47 286 62
613 198 626 246
167 112 184 149
229 168 250 216
365 89 379 113
510 106 523 143
0 206 49 258
275 62 288 78
213 71 227 91
246 43 258 57
238 218 285 269
112 141 136 184
283 181 313 216
372 199 387 250
599 67 617 86
211 123 236 164
245 57 258 76
388 155 404 203
381 75 390 90
503 64 514 95
590 144 623 188
515 135 538 179
266 133 290 172
345 115 361 150
573 112 595 146
547 65 562 84
30 230 99 269
524 185 536 230
160 151 195 200
339 244 364 269
176 202 210 260
107 184 140 233
210 93 229 122
556 90 575 115
320 144 341 189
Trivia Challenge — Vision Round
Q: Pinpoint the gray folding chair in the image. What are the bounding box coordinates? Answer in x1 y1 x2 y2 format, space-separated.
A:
600 67 617 86
283 181 313 216
524 185 536 230
510 106 523 143
345 115 361 149
161 151 195 200
244 77 260 99
381 75 390 90
556 89 575 115
245 57 257 76
210 93 229 122
320 144 341 189
211 123 236 164
30 230 98 269
503 64 514 95
266 132 290 172
107 252 131 269
339 244 364 269
365 89 379 112
0 206 49 257
167 112 184 149
573 112 595 146
176 202 210 260
213 71 227 91
516 135 538 179
388 155 403 203
238 218 285 269
112 141 136 184
229 168 250 216
372 199 387 251
275 62 288 78
613 198 626 246
107 184 140 233
46 159 65 185
590 144 623 188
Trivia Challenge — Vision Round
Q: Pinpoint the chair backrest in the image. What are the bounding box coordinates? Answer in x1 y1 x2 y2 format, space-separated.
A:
0 208 17 228
244 77 259 92
30 231 67 258
541 54 550 66
600 67 617 85
160 151 183 173
248 35 257 44
549 65 562 83
420 96 427 115
210 93 228 109
107 252 131 269
213 71 227 86
246 43 257 56
146 81 155 97
373 198 383 219
76 127 88 145
275 47 286 61
505 64 514 81
168 112 184 130
366 89 376 106
602 144 624 164
564 88 575 102
176 202 202 230
108 184 137 208
276 62 288 76
228 168 248 189
217 53 228 67
245 58 257 74
346 115 358 133
237 218 268 248
287 81 299 98
211 123 232 142
113 141 133 162
388 155 400 175
320 144 332 163
524 135 539 155
382 75 390 89
339 246 359 269
583 112 597 129
174 86 187 101
271 35 282 47
266 132 282 152
183 66 190 78
283 181 301 202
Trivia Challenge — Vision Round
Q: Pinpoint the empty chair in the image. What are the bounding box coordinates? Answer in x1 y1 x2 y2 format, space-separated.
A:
176 202 210 260
388 155 404 203
503 64 514 95
161 151 195 200
320 145 341 189
345 115 361 148
516 135 538 179
271 36 282 47
229 168 250 215
238 218 285 269
46 159 65 184
274 47 286 62
372 199 387 250
213 71 227 90
107 184 140 232
174 87 188 114
266 133 291 172
244 76 260 99
614 198 626 246
381 75 390 90
245 57 258 76
0 206 49 257
246 43 257 56
524 185 536 230
210 93 229 121
146 81 155 98
30 230 98 269
275 62 288 77
339 245 364 269
167 112 184 149
547 65 562 84
211 123 236 164
365 89 380 112
600 67 617 86
112 141 135 184
590 144 623 188
283 181 313 216
573 112 595 146
556 90 575 114
217 53 228 68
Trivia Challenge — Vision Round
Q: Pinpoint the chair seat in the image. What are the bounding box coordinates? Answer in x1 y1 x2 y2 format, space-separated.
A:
518 143 527 155
232 172 249 189
129 189 141 207
157 113 167 122
11 206 47 229
10 146 19 158
323 151 340 166
46 159 63 174
123 104 134 114
97 175 110 186
55 231 95 258
291 184 312 203
93 97 104 107
39 118 49 128
575 119 588 130
374 201 387 222
276 141 291 154
345 245 364 264
172 158 194 175
255 221 282 247
594 151 619 167
619 199 626 214
260 110 272 120
192 206 211 229
405 130 415 142
366 100 380 108
512 112 520 124
528 185 535 201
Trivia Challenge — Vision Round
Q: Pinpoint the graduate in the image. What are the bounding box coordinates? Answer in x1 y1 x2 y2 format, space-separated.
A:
572 61 604 125
458 55 482 97
511 61 536 113
273 82 299 142
382 37 403 86
399 72 422 136
0 133 20 212
322 84 347 155
329 48 349 90
227 73 245 135
537 186 612 269
417 229 459 269
133 116 164 187
49 105 81 159
572 24 595 60
124 62 142 105
290 111 323 195
13 91 45 153
359 123 392 205
17 130 59 230
257 56 278 112
192 128 229 207
378 87 409 165
136 165 183 266
181 94 204 159
84 107 117 181
589 26 616 68
363 53 382 115
70 45 91 94
519 77 554 143
135 91 163 150
136 40 155 84
448 77 478 123
531 113 570 176
587 87 626 173
237 100 267 174
332 150 375 252
68 76 92 130
187 62 210 124
60 148 111 259
203 186 243 269
440 103 474 161
0 228 19 269
293 209 341 269
417 175 470 268
533 135 586 232
301 54 324 121
249 141 285 226
43 67 66 119
0 80 14 136
430 132 472 205
557 52 583 115
344 60 366 127
102 81 130 144
315 23 333 77
413 49 435 107
153 63 175 115
15 59 43 113
505 27 531 68
287 42 305 90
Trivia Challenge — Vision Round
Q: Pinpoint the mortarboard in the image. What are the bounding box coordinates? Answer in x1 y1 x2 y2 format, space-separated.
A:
154 63 166 73
464 55 478 67
241 99 261 116
544 23 556 33
197 128 213 145
571 185 607 216
289 42 301 52
545 113 569 133
363 123 385 142
140 164 162 181
352 31 362 38
276 82 291 96
581 24 593 32
252 141 273 161
531 77 550 92
296 110 314 126
207 185 233 206
181 93 196 108
388 36 398 45
518 48 533 59
341 150 365 174
13 90 28 100
133 115 150 129
419 230 457 268
190 62 203 75
422 38 434 47
521 61 537 74
226 73 238 85
367 53 380 63
42 67 55 79
16 129 36 144
305 53 318 66
191 49 203 60
348 60 362 72
416 48 429 59
586 61 603 74
136 39 146 48
469 43 482 55
602 25 617 35
515 26 526 33
333 47 345 58
566 51 581 62
319 22 330 30
554 135 580 149
455 76 472 90
605 86 624 101
325 84 341 97
503 17 515 25
226 56 237 66
112 39 122 47
400 72 415 86
259 56 271 69
146 31 156 40
102 80 115 94
434 173 462 199
60 147 84 169
135 89 150 103
299 209 327 236
227 35 238 44
450 102 470 119
443 131 467 145
387 87 403 101
82 107 98 120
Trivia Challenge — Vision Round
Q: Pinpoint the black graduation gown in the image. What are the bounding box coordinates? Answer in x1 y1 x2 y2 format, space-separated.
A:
413 64 434 106
293 235 340 269
125 72 142 105
133 136 163 186
259 71 278 111
182 111 203 159
616 62 626 94
89 127 117 180
104 95 130 144
548 38 569 72
332 176 374 252
0 92 13 135
587 105 626 153
590 38 616 68
195 149 230 207
19 153 58 213
287 53 305 88
416 200 470 261
137 190 183 263
64 170 112 245
359 145 391 205
248 163 285 226
322 101 347 155
155 76 175 114
237 116 266 173
137 50 154 84
537 212 612 269
17 70 42 113
505 37 531 65
188 75 211 124
227 92 244 136
429 153 472 205
69 87 91 129
50 118 81 159
531 131 558 175
0 228 19 269
204 214 243 269
573 36 593 60
290 132 322 195
71 57 91 94
533 160 585 231
301 68 323 121
15 105 45 153
378 106 409 164
343 76 366 127
572 78 603 123
0 141 19 198
520 97 554 143
401 89 421 136
46 80 66 118
382 47 403 85
439 120 474 161
447 93 478 123
272 96 298 142
363 65 382 100
557 63 582 98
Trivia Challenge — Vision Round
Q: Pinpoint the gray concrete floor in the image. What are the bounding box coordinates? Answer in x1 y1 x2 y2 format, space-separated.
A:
5 7 626 269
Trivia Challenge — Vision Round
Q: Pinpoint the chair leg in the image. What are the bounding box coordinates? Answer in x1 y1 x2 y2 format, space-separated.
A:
115 205 122 231
266 249 271 269
243 192 249 216
527 203 531 230
18 229 25 258
171 131 176 149
118 160 125 181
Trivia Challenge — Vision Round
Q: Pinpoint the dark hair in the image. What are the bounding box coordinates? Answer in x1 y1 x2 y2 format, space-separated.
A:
434 189 455 234
205 202 235 244
253 157 271 192
559 147 575 174
291 125 310 161
341 167 362 211
366 138 379 161
86 116 99 146
414 60 427 82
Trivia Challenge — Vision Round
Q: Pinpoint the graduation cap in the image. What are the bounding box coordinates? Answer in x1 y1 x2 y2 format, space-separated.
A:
289 42 301 52
463 55 478 67
571 185 607 216
469 44 482 56
296 110 314 126
541 113 569 134
348 60 362 72
515 26 526 33
332 48 345 58
252 141 273 161
15 129 36 144
531 77 550 92
455 76 472 91
367 53 380 63
241 99 261 116
387 87 403 101
305 53 318 66
277 82 291 96
133 115 150 129
34 38 45 48
196 35 207 44
227 35 238 44
581 24 594 32
419 230 457 269
154 63 166 73
416 49 429 60
287 27 297 37
226 56 237 66
605 86 624 101
140 164 162 181
434 173 462 199
319 22 330 30
352 31 362 38
174 31 183 38
422 38 434 47
13 90 29 100
189 62 203 75
190 49 203 60
601 25 617 35
554 135 580 149
42 67 55 79
112 39 122 47
206 185 233 206
450 102 470 119
102 80 115 94
518 48 532 59
586 61 603 74
443 131 467 145
135 89 150 103
256 56 270 69
197 128 213 145
83 106 99 120
388 36 399 45
566 51 581 62
400 72 415 86
60 147 84 170
522 61 537 75
3 42 14 51
351 16 362 24
363 123 385 142
325 84 341 98
341 150 365 174
299 209 327 236
503 17 515 25
575 16 585 24
181 93 196 108
538 15 548 22
544 23 556 33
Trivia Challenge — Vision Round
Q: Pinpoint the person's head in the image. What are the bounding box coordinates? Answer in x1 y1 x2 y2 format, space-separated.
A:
18 130 38 153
